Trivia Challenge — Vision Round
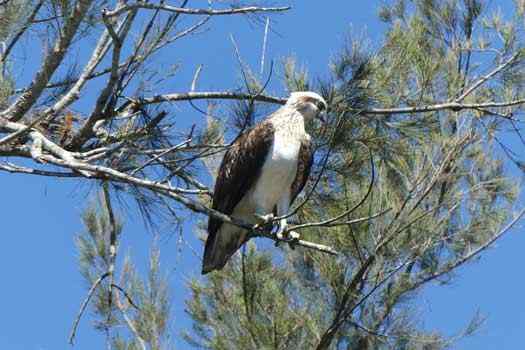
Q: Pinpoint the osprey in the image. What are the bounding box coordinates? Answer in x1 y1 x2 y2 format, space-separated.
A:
202 91 327 274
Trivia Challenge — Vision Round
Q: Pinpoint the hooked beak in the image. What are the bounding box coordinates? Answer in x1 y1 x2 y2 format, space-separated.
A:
317 112 326 123
315 100 328 123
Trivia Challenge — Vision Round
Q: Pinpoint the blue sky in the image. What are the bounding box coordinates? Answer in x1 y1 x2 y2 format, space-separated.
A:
0 1 524 349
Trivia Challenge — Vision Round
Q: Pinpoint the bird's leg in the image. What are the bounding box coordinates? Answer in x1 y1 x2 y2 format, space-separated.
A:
253 207 275 231
253 212 274 224
275 192 300 246
275 217 288 240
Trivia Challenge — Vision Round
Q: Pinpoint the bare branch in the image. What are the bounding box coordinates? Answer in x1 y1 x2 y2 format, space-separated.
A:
1 138 338 256
0 0 44 68
414 207 525 288
69 272 110 345
360 99 525 115
0 162 78 177
68 6 136 149
114 293 147 350
130 90 525 117
102 183 117 326
133 91 286 107
111 283 139 310
260 17 270 75
104 4 291 18
48 23 112 115
2 0 96 121
289 209 391 231
254 230 339 256
456 52 521 102
111 284 148 350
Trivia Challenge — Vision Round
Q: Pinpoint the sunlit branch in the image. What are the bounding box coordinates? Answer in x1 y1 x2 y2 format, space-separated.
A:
104 4 291 18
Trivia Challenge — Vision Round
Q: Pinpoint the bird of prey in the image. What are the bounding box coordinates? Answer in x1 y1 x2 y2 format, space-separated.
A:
202 91 327 274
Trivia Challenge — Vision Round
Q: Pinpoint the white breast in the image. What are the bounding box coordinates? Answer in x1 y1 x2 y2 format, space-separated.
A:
247 129 302 214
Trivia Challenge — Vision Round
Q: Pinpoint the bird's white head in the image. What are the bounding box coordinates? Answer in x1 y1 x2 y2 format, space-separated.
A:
285 91 327 121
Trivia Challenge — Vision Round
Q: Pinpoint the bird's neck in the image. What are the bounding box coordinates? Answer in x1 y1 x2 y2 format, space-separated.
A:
270 108 307 140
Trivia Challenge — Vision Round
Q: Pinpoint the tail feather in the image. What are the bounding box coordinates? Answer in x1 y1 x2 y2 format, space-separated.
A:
202 226 247 274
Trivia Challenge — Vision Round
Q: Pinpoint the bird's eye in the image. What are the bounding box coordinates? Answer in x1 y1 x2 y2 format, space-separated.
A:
317 101 326 111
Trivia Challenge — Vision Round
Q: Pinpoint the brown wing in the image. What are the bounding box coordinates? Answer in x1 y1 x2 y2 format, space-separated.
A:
290 137 314 203
206 121 275 238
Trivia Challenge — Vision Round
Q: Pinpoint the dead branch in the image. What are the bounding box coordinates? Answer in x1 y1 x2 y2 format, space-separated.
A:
456 52 521 102
114 291 147 350
413 207 525 288
130 91 286 108
289 209 391 231
104 4 291 18
0 0 44 68
359 99 525 115
0 162 78 177
0 139 340 255
2 0 96 122
130 90 525 117
69 272 110 345
102 183 118 326
111 283 139 310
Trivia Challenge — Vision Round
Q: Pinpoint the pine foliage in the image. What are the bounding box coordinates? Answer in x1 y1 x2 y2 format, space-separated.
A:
185 1 523 349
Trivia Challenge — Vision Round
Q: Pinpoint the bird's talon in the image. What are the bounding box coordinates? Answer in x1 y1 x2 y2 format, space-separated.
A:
288 231 300 250
275 226 299 246
253 213 275 231
289 231 300 240
254 213 274 224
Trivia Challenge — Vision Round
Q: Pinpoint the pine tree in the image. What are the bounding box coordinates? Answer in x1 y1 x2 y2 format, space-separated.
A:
185 1 524 349
1 0 525 349
75 190 173 350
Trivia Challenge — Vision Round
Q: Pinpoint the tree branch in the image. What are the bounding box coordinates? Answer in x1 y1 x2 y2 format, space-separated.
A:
104 4 290 18
129 91 286 108
1 141 339 256
113 284 147 350
413 207 525 288
0 0 44 68
456 52 521 102
359 99 525 115
102 183 118 327
69 272 110 345
129 91 525 117
2 0 95 121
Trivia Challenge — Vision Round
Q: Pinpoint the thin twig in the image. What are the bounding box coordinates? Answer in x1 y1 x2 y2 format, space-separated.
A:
0 0 44 69
414 207 525 287
359 99 525 115
102 183 118 326
289 209 391 231
0 162 78 177
456 52 521 102
111 283 139 310
191 65 203 92
69 272 110 345
2 0 96 122
113 285 147 350
130 139 192 176
276 111 349 221
260 17 270 75
285 147 376 227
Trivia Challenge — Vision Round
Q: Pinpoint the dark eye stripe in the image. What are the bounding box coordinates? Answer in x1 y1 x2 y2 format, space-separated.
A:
302 96 325 110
